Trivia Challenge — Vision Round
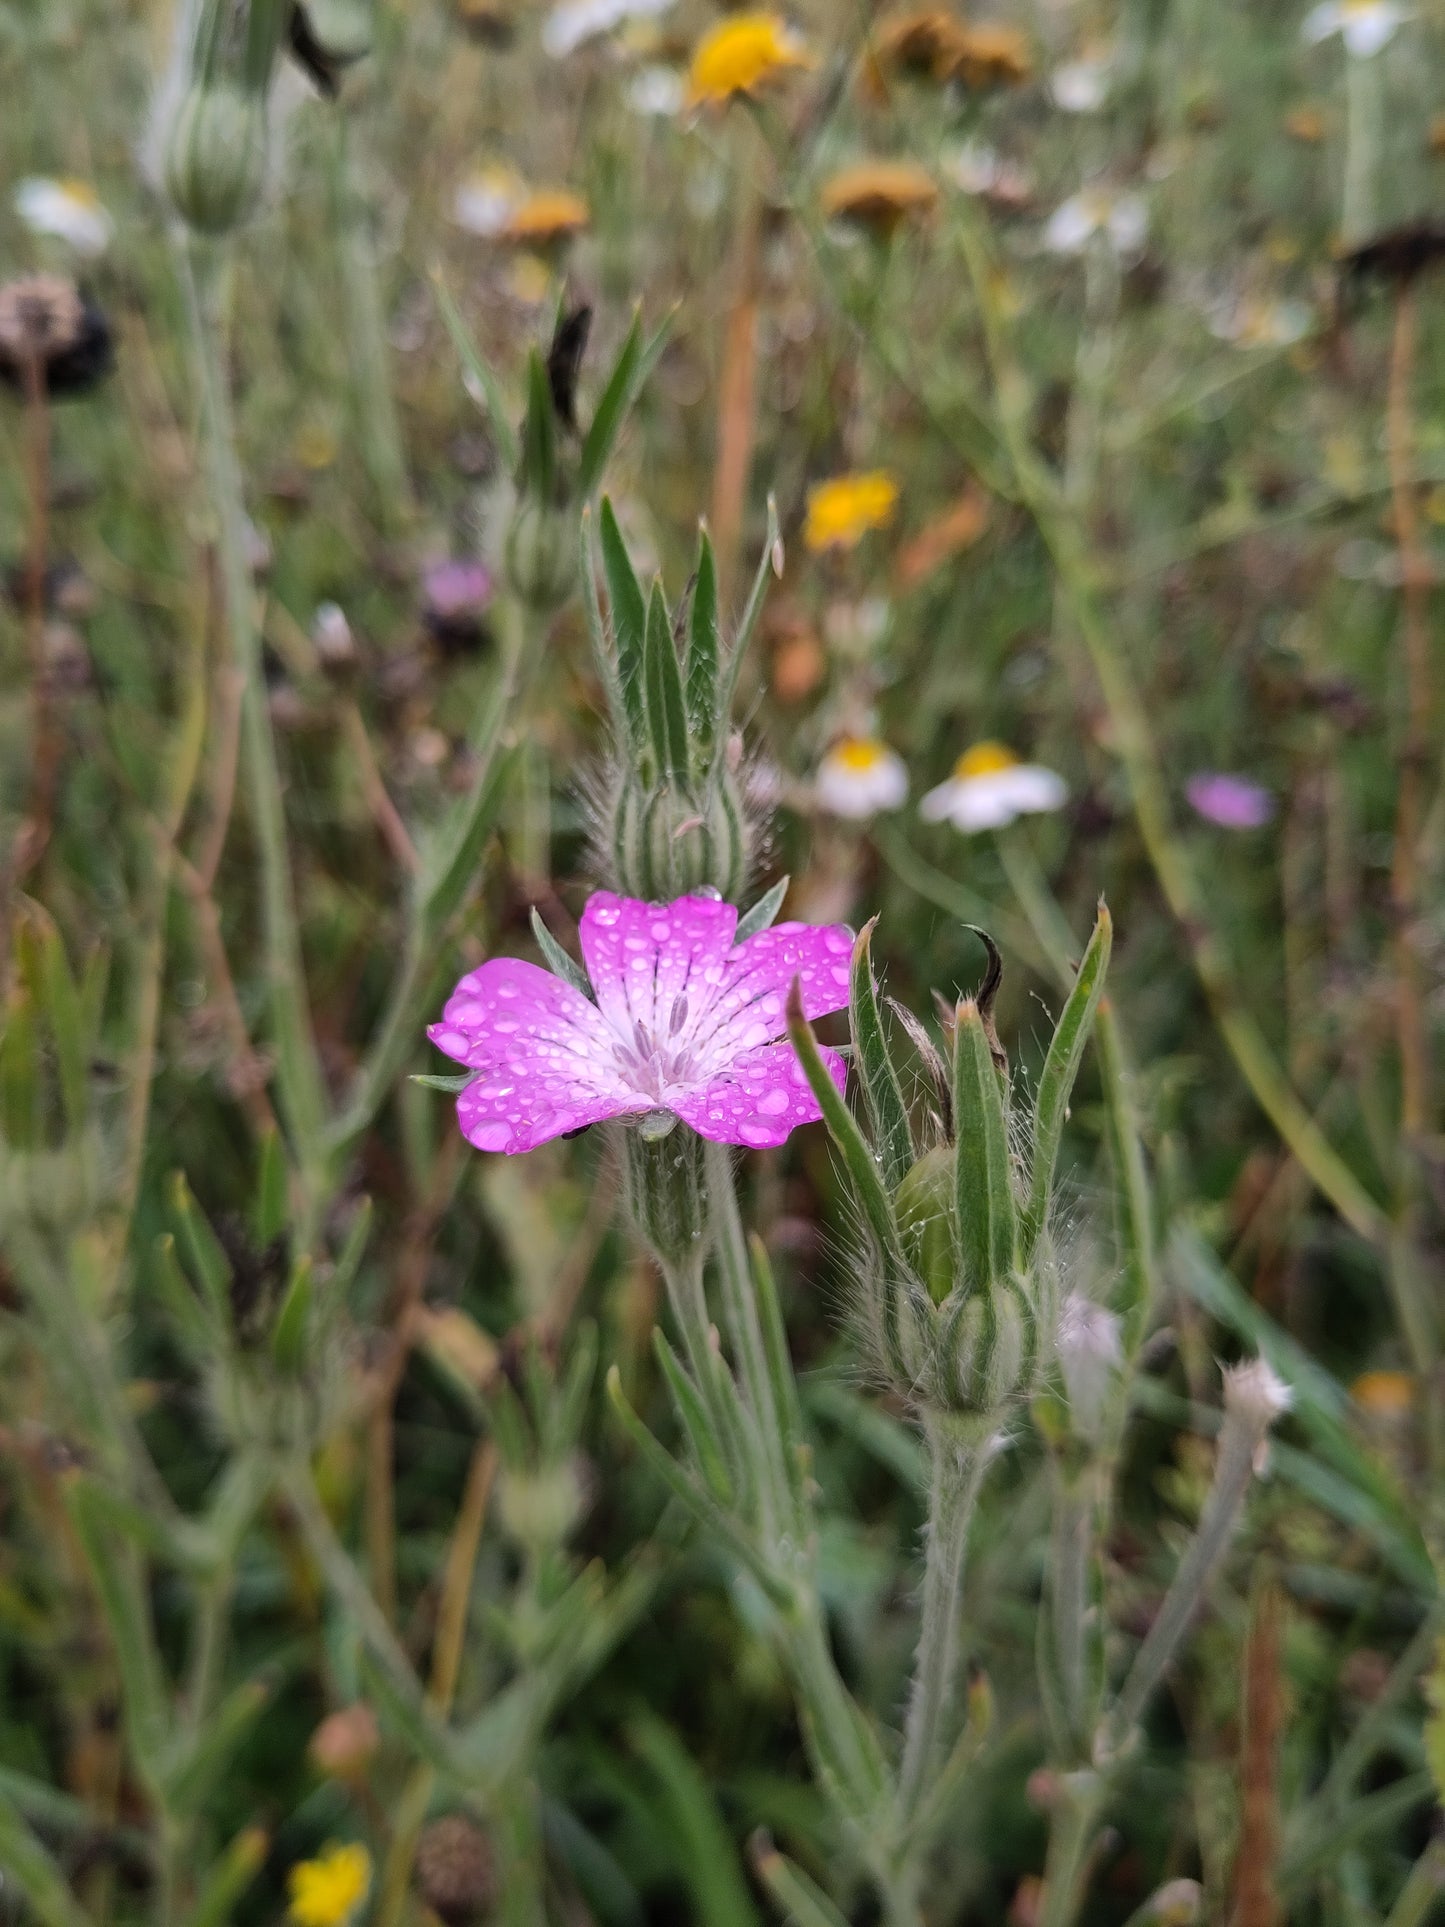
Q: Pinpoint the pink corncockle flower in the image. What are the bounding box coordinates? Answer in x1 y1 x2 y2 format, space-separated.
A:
429 891 852 1154
1186 772 1275 829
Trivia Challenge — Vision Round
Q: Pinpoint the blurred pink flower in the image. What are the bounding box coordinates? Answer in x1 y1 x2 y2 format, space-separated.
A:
429 891 851 1153
422 559 493 649
1186 772 1275 828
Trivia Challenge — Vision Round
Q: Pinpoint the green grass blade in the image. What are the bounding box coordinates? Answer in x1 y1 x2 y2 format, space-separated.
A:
1021 903 1112 1259
850 920 915 1191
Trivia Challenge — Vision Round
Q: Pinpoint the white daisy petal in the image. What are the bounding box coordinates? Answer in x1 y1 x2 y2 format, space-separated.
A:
1340 2 1405 55
1043 194 1098 254
14 178 113 256
1301 0 1345 40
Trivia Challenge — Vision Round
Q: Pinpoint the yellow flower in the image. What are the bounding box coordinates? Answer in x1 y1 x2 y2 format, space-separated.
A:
288 1843 372 1927
819 160 938 234
1350 1370 1415 1417
868 9 973 83
499 189 590 243
685 12 812 106
804 471 899 551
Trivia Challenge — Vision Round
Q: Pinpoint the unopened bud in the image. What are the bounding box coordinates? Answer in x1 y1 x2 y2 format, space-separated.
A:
308 1703 380 1781
164 82 268 236
504 498 576 611
416 1813 496 1924
895 1144 954 1306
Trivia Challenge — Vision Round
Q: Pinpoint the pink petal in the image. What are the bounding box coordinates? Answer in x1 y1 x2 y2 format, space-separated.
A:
673 1041 848 1149
579 891 739 1041
428 957 642 1154
687 921 854 1069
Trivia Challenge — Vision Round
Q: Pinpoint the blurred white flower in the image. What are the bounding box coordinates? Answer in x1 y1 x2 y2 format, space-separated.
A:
1223 1357 1293 1427
815 737 909 820
14 178 113 256
451 165 525 236
1044 186 1147 258
920 742 1067 833
942 139 1033 203
1057 1295 1124 1437
542 0 672 58
1050 52 1112 112
627 64 686 115
1208 293 1312 348
1301 0 1407 56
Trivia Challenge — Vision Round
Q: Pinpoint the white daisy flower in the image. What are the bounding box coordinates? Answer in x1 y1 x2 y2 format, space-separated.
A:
1043 187 1148 259
451 165 525 237
14 178 113 256
1050 53 1112 113
815 737 909 821
627 64 686 115
919 742 1067 834
542 0 672 58
1207 293 1312 348
1301 0 1407 56
942 140 1034 203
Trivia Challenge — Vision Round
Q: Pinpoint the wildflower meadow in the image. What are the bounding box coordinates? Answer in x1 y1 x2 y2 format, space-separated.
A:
2 1 1444 1922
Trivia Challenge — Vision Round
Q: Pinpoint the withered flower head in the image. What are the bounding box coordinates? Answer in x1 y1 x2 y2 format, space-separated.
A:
0 275 113 398
1338 220 1445 289
415 1814 496 1924
946 21 1033 88
869 9 972 81
819 159 939 234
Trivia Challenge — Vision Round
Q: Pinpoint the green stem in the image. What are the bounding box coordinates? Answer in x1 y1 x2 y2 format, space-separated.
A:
1038 1773 1106 1927
1342 46 1383 248
706 1143 790 1524
896 1417 988 1820
176 237 330 1188
1048 1464 1097 1752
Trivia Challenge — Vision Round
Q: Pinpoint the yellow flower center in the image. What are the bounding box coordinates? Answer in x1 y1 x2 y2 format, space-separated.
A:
57 178 101 209
953 741 1018 781
686 13 812 105
288 1843 372 1927
502 190 589 240
803 471 900 551
832 737 889 773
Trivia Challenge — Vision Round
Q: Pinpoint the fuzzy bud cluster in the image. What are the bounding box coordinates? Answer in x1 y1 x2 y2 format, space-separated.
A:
789 909 1113 1426
585 496 779 904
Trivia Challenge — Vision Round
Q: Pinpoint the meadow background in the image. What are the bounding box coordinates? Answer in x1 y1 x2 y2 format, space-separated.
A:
1 0 1443 1922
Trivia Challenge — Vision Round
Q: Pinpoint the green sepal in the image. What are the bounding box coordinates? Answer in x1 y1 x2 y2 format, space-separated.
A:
599 497 648 754
685 528 720 769
530 906 592 1000
850 920 914 1191
578 307 672 497
1021 904 1112 1259
643 577 690 784
411 1071 476 1095
651 1329 734 1505
254 1127 288 1247
432 273 520 472
735 875 789 942
167 1171 232 1319
519 345 558 502
271 1255 313 1373
952 1002 1017 1293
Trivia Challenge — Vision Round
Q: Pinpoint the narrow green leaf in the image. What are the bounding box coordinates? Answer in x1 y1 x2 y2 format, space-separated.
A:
167 1171 231 1319
148 1233 220 1358
519 345 558 500
850 920 914 1190
579 505 624 720
644 577 690 783
578 308 672 497
411 1070 476 1094
271 1256 313 1373
714 495 781 760
600 497 648 751
1095 999 1155 1349
166 1676 273 1816
748 1234 808 1506
431 272 520 471
0 1789 92 1927
735 876 789 943
189 1825 269 1927
425 739 516 932
64 1479 169 1786
0 985 40 1144
952 1002 1017 1292
630 1716 763 1927
36 921 87 1135
558 1320 600 1445
786 985 905 1270
652 1329 734 1504
331 1195 374 1303
685 528 720 764
530 906 592 999
750 1834 850 1927
254 1126 288 1246
1021 903 1112 1257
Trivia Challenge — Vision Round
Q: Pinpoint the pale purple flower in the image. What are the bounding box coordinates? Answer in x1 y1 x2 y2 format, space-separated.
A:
422 559 493 650
1186 772 1275 829
429 891 852 1154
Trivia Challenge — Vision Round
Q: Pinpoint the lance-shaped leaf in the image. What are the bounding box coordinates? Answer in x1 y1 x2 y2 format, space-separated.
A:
579 506 624 721
1021 904 1112 1259
748 1234 809 1513
787 983 906 1271
432 273 519 472
735 875 789 943
578 307 673 497
168 1172 231 1319
530 906 592 1000
189 1825 269 1927
64 1478 169 1786
0 1789 92 1927
850 921 914 1191
19 912 87 1135
254 1127 288 1246
518 345 558 501
685 527 720 765
643 576 690 785
713 495 781 769
271 1256 313 1373
1096 998 1156 1350
652 1330 734 1505
750 1834 852 1927
599 497 647 751
150 1233 222 1358
952 1001 1017 1293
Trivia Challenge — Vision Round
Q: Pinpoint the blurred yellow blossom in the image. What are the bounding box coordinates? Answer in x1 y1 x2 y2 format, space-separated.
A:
288 1843 372 1927
819 159 938 233
1350 1370 1415 1416
804 472 899 551
500 189 589 243
948 21 1032 87
685 12 811 106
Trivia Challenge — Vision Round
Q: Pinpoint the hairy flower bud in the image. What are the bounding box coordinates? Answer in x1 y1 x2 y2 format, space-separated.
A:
504 497 577 611
606 759 753 902
163 81 268 235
